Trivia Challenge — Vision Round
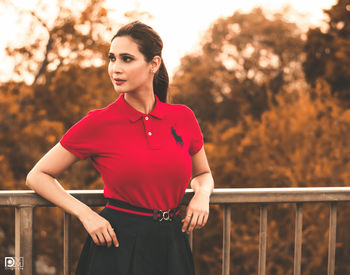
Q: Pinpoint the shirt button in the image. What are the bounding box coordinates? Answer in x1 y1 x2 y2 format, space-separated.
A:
148 131 152 136
145 116 149 120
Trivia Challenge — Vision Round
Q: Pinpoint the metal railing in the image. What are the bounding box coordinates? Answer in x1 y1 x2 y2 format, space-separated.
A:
1 187 350 275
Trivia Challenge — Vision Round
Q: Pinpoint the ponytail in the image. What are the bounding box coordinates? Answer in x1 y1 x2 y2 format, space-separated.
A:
153 58 169 103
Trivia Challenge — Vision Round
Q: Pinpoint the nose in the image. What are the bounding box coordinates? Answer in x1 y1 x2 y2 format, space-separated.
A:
110 59 123 74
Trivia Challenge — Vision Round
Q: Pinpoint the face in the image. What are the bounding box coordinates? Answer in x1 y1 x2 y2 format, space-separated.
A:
108 36 155 94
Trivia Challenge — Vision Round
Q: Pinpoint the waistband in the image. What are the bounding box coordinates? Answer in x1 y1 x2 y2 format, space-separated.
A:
106 198 181 222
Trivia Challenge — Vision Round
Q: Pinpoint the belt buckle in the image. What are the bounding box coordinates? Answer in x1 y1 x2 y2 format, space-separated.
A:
159 209 171 222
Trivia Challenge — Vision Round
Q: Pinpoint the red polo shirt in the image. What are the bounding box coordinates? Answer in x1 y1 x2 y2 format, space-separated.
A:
59 92 204 210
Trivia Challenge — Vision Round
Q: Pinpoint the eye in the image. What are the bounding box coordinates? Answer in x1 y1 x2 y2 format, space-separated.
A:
122 56 133 62
108 54 116 62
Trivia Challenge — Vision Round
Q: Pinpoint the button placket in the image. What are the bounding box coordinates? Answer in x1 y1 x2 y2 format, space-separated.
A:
142 115 160 150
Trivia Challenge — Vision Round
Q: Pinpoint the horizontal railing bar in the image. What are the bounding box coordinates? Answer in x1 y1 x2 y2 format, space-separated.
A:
3 188 350 206
208 188 350 204
0 190 106 206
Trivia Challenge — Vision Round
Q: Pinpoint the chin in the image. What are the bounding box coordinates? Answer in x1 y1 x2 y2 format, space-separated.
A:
113 86 125 93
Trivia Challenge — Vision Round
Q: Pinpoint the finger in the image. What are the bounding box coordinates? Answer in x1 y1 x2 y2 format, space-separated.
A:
203 213 209 226
181 213 188 231
195 214 205 229
182 213 193 232
199 214 205 227
91 234 100 246
103 228 113 247
182 213 192 222
107 225 119 247
187 213 199 233
201 211 209 227
96 232 106 246
182 208 193 220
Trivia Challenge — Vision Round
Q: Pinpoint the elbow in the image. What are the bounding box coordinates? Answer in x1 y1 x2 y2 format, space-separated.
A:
25 171 36 188
192 171 211 180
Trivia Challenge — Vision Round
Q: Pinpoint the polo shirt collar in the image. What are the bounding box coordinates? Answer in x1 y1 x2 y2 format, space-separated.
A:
117 92 166 122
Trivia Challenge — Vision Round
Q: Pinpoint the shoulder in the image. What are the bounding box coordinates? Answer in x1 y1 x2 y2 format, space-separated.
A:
75 109 103 127
84 102 117 121
163 102 195 118
86 108 105 119
71 105 112 130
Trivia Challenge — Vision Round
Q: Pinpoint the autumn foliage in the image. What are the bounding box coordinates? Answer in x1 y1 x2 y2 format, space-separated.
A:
1 0 350 274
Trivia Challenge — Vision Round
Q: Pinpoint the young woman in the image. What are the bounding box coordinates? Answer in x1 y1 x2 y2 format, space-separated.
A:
26 21 214 275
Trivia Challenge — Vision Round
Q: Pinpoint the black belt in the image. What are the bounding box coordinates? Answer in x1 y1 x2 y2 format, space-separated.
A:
106 198 180 222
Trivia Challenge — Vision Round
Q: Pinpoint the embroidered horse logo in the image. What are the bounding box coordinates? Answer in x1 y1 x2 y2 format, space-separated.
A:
171 126 184 147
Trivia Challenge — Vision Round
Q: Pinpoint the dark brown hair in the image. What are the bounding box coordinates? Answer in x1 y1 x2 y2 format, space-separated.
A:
111 21 169 103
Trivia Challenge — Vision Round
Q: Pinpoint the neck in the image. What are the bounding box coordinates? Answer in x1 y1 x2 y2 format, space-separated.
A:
123 90 156 115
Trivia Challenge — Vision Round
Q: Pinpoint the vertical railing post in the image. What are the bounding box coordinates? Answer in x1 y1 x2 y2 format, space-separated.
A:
327 202 337 275
15 206 34 275
63 212 71 275
258 205 267 275
294 203 303 275
222 204 231 275
189 231 193 251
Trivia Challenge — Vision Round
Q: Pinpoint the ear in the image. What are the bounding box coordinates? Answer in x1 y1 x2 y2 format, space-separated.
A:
150 56 162 74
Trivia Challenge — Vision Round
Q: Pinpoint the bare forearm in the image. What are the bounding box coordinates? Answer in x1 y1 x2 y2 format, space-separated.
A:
190 172 214 198
26 172 91 220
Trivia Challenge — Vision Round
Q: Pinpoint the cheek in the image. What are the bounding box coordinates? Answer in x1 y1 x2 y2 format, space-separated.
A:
108 63 113 77
127 63 149 79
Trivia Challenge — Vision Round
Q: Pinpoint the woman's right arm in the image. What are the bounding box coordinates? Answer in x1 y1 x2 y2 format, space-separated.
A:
25 142 119 247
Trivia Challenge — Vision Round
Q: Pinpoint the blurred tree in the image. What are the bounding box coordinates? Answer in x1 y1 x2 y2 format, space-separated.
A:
4 0 112 85
195 79 350 274
170 8 304 126
0 0 117 181
0 0 123 273
303 0 350 105
171 7 350 273
217 79 350 190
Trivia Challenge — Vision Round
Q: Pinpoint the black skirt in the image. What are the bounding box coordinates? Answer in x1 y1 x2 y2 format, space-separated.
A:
75 206 196 275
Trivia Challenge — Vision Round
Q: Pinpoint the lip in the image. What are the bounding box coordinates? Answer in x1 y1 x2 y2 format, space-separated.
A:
114 78 126 85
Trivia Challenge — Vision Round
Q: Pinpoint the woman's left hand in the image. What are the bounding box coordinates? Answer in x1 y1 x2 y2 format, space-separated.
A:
181 192 210 234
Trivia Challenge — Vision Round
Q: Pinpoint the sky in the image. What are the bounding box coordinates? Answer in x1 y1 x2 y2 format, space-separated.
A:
0 0 337 83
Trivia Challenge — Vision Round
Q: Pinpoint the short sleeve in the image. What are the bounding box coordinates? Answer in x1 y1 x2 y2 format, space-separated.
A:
59 110 100 160
185 107 204 156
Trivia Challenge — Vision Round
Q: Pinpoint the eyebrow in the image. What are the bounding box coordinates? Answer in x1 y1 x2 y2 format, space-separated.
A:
108 52 135 57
